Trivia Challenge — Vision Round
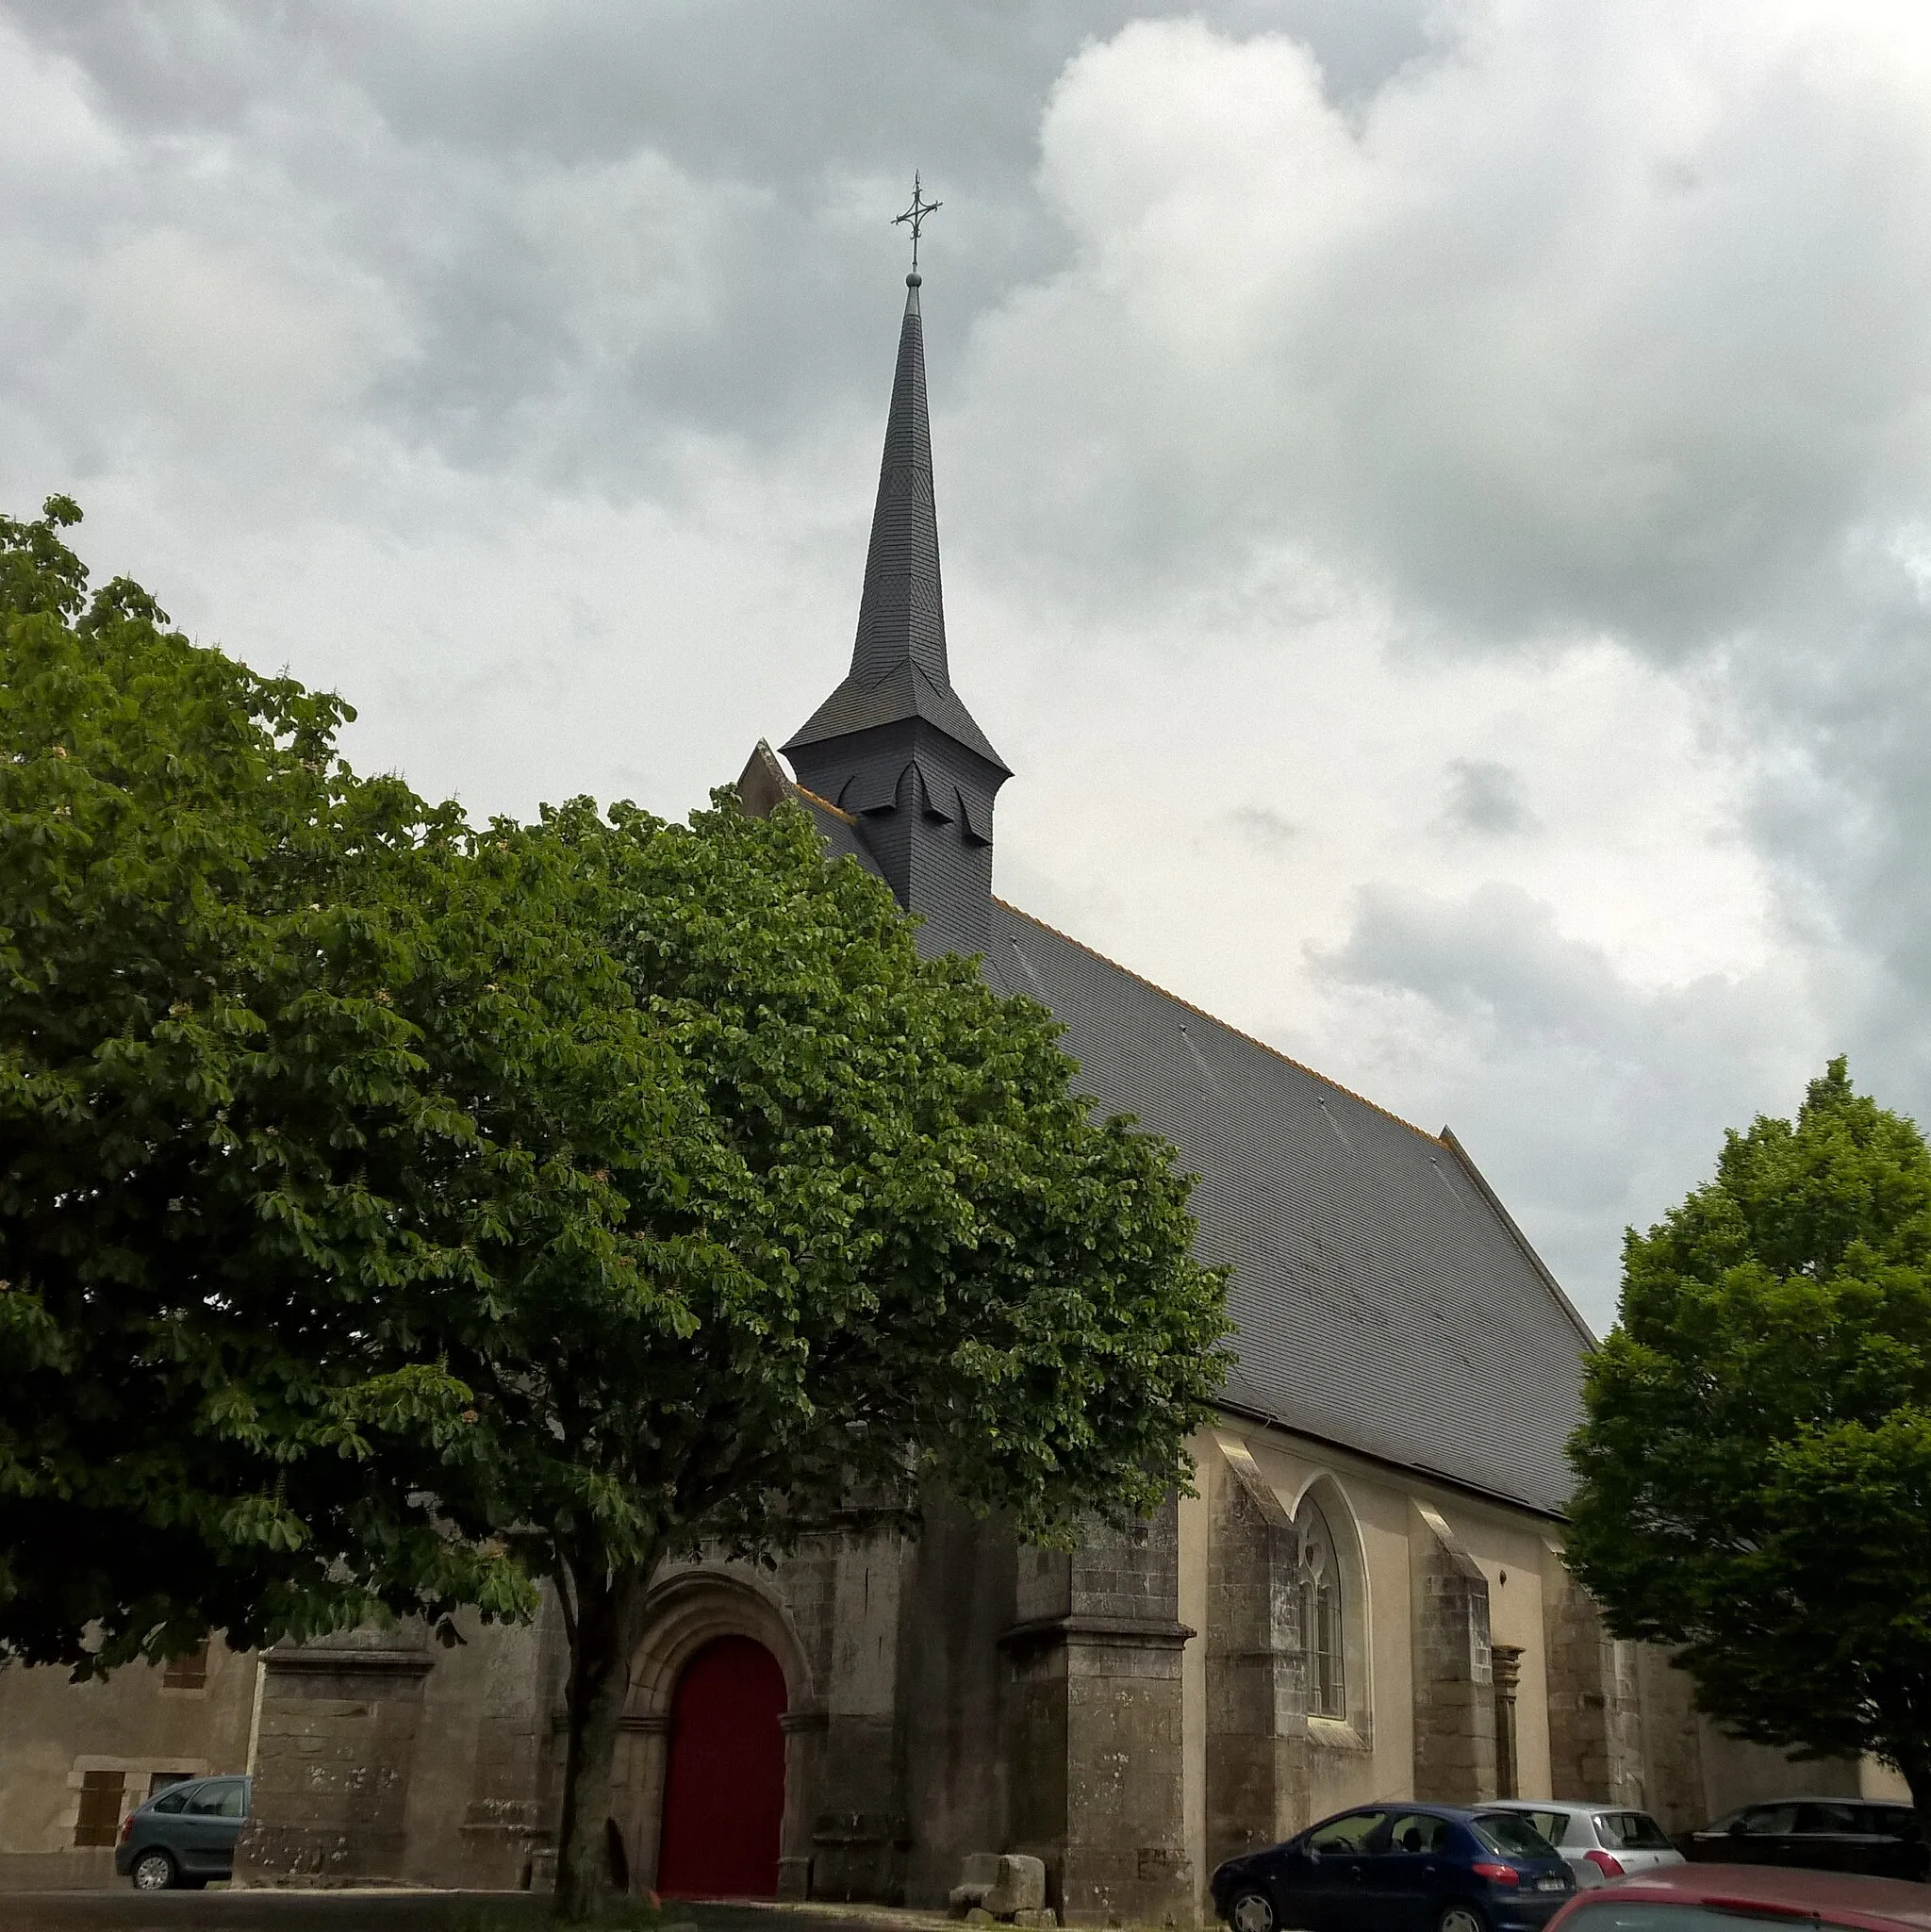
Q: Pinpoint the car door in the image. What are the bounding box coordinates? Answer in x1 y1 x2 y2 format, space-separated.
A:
1867 1804 1929 1881
1730 1804 1799 1867
1368 1812 1454 1932
1791 1802 1864 1875
176 1776 248 1874
1297 1809 1391 1932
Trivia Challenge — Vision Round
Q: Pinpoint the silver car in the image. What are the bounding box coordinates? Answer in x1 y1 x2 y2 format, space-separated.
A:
1485 1801 1686 1888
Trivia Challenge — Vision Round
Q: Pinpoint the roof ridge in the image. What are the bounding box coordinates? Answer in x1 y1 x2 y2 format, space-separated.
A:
992 897 1440 1147
789 778 858 825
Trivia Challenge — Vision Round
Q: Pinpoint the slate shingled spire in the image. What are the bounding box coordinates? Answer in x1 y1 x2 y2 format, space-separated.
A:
784 270 1010 958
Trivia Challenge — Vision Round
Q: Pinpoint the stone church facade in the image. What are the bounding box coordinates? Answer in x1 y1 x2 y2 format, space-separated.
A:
0 272 1895 1911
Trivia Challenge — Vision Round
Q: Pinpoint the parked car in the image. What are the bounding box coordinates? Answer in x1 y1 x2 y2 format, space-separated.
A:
1684 1800 1928 1884
1545 1861 1931 1932
1486 1801 1687 1888
113 1774 253 1891
1212 1801 1576 1932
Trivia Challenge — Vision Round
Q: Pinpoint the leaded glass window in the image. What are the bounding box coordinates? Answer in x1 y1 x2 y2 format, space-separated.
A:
1298 1500 1345 1718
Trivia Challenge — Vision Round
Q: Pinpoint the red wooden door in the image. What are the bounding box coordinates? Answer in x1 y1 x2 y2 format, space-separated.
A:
656 1635 787 1898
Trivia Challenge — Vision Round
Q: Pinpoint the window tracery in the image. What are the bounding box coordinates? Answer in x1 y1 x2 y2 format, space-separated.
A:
1297 1498 1345 1719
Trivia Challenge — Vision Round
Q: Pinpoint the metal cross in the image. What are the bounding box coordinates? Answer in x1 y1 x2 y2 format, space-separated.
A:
893 173 941 271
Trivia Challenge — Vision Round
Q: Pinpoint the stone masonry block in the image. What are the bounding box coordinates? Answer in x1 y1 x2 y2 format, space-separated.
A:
986 1853 1048 1914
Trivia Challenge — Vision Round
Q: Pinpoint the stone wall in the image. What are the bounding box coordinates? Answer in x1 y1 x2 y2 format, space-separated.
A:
900 1497 1019 1907
1409 1501 1496 1804
234 1628 435 1886
1005 1500 1194 1926
1542 1559 1642 1805
1203 1438 1308 1876
448 1604 568 1891
808 1527 915 1902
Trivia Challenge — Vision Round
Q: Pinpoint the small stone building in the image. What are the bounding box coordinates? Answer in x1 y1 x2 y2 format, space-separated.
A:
0 272 1905 1912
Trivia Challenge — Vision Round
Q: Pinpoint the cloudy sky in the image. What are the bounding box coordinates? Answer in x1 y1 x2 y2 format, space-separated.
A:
9 0 1931 1328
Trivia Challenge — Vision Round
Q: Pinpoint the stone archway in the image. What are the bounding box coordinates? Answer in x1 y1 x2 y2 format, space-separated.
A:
610 1569 819 1899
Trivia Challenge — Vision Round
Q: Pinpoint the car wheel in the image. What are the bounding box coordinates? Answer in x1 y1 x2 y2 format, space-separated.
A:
130 1849 178 1891
1439 1907 1487 1932
1229 1887 1277 1932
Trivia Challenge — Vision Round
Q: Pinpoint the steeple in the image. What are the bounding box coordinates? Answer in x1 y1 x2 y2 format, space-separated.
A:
784 236 1010 958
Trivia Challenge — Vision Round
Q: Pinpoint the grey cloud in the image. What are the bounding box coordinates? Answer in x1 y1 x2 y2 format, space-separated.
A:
1439 758 1532 836
3 0 1438 487
1230 802 1300 850
1306 882 1819 1322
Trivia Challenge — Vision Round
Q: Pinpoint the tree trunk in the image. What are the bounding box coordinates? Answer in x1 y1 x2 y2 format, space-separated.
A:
553 1553 658 1924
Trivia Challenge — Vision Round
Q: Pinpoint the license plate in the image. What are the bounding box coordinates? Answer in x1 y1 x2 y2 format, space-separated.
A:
1537 1878 1566 1891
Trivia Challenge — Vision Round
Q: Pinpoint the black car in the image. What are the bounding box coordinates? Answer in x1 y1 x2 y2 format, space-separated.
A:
1683 1799 1927 1883
113 1774 253 1891
1212 1802 1576 1932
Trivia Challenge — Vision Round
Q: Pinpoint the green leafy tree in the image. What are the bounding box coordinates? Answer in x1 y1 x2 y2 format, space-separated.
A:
0 496 663 1666
1566 1060 1931 1810
2 501 1232 1920
437 794 1233 1918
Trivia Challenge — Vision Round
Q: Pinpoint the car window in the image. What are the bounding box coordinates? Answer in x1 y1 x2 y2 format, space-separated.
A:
185 1778 246 1819
1309 1810 1390 1854
1738 1806 1798 1836
1513 1810 1573 1848
1595 1811 1675 1851
1472 1812 1560 1858
149 1785 196 1814
1873 1806 1923 1840
1387 1814 1455 1856
1797 1804 1860 1836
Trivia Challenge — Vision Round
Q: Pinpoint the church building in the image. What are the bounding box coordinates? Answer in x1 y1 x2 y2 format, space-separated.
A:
0 266 1870 1913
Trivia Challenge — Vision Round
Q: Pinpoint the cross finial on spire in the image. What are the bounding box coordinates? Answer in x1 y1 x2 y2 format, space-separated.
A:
893 172 941 277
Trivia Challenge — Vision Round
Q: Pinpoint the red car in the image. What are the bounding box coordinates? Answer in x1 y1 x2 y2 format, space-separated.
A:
1545 1862 1931 1932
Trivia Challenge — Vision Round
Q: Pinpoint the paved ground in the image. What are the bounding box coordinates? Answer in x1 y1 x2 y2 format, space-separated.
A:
0 1897 952 1932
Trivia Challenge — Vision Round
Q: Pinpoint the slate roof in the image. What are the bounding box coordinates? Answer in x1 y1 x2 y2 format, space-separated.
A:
978 901 1593 1516
761 746 1592 1514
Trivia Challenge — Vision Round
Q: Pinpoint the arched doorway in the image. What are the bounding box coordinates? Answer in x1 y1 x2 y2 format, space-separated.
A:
655 1634 787 1898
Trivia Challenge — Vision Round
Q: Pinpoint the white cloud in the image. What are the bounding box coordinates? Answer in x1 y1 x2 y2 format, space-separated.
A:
965 6 1931 648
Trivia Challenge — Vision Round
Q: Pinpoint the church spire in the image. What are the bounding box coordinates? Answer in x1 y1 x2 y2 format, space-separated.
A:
784 263 1005 769
782 199 1011 958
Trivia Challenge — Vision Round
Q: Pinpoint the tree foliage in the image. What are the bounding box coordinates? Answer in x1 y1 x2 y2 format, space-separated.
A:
1566 1059 1931 1808
0 501 1231 1918
0 496 661 1665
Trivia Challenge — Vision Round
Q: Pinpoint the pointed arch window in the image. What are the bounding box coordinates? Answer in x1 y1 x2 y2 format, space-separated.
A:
1298 1499 1345 1719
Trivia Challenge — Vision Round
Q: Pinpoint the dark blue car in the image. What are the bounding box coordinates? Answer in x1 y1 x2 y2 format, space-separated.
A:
1212 1802 1576 1932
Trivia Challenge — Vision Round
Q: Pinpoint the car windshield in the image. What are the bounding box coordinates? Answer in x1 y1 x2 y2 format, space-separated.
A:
1472 1813 1560 1859
1512 1810 1573 1848
1597 1811 1675 1851
1561 1906 1868 1932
